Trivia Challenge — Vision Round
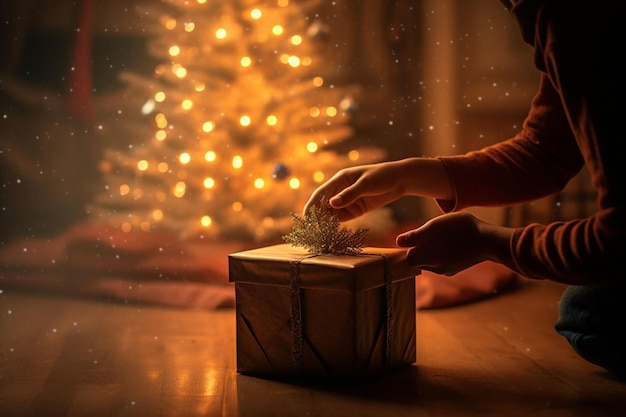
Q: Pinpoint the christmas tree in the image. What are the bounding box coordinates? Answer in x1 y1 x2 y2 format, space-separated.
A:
90 0 385 241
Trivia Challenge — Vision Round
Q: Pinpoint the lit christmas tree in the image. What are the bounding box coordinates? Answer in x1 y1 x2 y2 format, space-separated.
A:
90 0 386 241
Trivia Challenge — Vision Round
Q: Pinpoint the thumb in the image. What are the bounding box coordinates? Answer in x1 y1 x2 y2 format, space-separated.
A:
396 228 422 247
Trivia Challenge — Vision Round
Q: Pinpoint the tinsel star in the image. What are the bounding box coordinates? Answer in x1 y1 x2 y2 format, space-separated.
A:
283 196 368 255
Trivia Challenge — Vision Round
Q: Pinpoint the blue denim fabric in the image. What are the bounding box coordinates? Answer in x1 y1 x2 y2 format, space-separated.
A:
555 286 626 379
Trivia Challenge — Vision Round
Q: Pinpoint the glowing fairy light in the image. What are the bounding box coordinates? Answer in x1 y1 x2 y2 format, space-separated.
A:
157 162 169 173
272 25 284 35
250 9 262 19
205 151 216 162
266 115 277 126
152 209 163 221
155 130 167 141
154 91 166 102
173 181 186 197
194 82 205 92
309 107 321 117
184 22 195 32
196 0 207 4
120 184 130 196
203 177 215 189
169 45 180 56
254 178 265 189
287 56 301 67
289 178 300 189
155 113 167 128
348 150 360 161
121 222 132 232
306 142 318 153
179 152 191 164
232 202 243 212
140 222 151 232
278 0 289 6
240 56 252 67
174 66 187 78
215 28 227 39
313 77 323 87
162 16 176 30
181 99 193 110
200 215 212 227
313 171 325 182
326 106 338 117
239 115 251 126
202 121 215 132
137 160 149 171
290 35 302 45
232 155 243 169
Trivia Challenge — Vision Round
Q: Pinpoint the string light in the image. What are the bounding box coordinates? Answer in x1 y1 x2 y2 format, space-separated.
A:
266 115 278 126
215 28 227 39
289 178 300 189
169 45 181 56
94 0 368 240
203 177 215 189
152 209 163 221
240 115 251 126
155 130 167 141
313 171 325 182
173 181 186 197
348 150 360 161
137 160 149 171
181 99 193 110
179 153 191 164
205 151 216 162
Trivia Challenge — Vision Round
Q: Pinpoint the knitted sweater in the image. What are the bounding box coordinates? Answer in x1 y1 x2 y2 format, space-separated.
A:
436 0 625 286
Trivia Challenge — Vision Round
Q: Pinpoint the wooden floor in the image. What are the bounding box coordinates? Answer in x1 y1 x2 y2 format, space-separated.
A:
1 279 625 417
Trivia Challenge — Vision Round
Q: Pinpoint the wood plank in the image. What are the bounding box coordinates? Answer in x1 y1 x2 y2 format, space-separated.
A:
1 280 626 417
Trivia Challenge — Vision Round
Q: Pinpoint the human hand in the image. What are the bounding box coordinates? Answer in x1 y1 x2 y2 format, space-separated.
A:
396 211 512 276
303 161 407 222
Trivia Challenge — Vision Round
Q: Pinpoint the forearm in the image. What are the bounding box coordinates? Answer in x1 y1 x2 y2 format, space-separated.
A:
395 157 455 201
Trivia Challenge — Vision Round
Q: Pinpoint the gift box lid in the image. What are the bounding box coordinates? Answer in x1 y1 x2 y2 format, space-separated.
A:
229 244 419 292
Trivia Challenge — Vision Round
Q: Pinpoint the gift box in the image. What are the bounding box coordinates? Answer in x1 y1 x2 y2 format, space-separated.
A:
228 243 418 380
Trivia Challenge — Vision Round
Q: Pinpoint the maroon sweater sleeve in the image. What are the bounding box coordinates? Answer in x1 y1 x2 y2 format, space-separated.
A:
437 75 583 211
436 75 625 285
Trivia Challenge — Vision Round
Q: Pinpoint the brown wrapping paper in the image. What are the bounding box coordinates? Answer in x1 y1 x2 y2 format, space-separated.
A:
229 244 419 379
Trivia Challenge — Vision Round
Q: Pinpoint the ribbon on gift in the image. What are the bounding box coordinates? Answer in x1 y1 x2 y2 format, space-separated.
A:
288 253 394 371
